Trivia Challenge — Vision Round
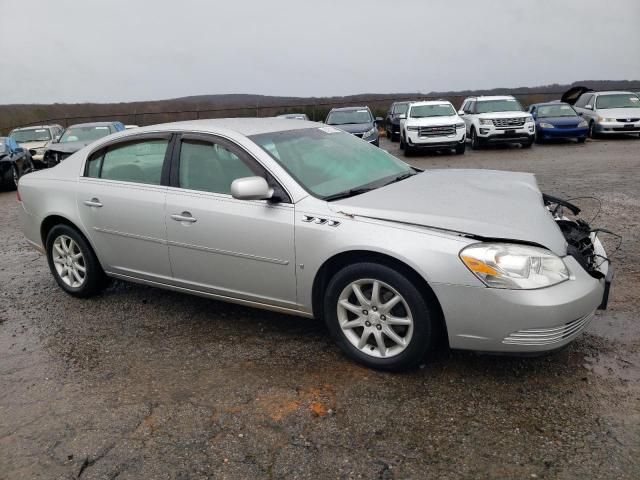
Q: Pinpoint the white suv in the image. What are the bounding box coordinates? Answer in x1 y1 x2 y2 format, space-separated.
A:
399 100 466 155
458 96 535 149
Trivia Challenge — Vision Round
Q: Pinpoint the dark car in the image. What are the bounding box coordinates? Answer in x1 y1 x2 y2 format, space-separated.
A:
325 106 382 146
528 102 589 143
384 101 411 141
43 121 125 167
0 137 34 190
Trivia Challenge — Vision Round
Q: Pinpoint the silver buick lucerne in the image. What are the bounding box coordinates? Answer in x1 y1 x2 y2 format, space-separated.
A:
17 118 612 371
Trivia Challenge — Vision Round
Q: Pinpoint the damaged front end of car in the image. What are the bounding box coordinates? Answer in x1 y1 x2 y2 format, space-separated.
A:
543 193 617 309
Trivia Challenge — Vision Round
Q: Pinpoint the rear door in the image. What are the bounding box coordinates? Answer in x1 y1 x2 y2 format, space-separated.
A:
164 134 297 309
76 134 173 281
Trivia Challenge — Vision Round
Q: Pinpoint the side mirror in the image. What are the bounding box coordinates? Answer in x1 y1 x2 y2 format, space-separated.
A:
585 105 593 110
231 176 274 201
398 114 406 120
457 110 465 116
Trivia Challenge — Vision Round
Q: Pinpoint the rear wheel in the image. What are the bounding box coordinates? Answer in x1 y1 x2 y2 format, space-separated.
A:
323 262 436 371
46 224 109 297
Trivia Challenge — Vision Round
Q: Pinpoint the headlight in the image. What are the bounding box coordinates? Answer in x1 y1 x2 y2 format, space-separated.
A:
525 116 535 123
578 119 588 128
455 122 465 129
479 118 493 126
407 126 420 131
362 127 377 139
459 243 569 289
539 122 555 129
598 117 615 123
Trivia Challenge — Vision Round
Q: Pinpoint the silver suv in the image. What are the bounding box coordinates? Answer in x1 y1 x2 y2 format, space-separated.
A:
572 91 640 138
17 119 612 371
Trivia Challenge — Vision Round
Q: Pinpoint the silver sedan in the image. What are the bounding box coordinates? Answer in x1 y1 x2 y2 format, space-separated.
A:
17 119 612 371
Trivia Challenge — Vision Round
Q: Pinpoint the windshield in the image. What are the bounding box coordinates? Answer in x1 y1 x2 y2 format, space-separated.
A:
250 127 412 199
60 126 112 143
10 128 51 143
326 109 372 125
393 104 409 114
410 104 455 118
476 99 524 113
596 94 640 109
536 104 577 118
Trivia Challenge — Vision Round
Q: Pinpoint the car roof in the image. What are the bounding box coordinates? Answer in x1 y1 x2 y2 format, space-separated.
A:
329 106 370 112
591 91 638 96
116 118 322 137
12 125 61 131
530 101 571 107
408 100 453 107
67 121 120 128
468 95 516 101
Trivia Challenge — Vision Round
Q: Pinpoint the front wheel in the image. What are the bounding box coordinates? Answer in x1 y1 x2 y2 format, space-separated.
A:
521 138 533 149
46 224 109 297
399 133 405 150
589 121 597 139
455 142 466 155
323 262 436 371
470 128 482 149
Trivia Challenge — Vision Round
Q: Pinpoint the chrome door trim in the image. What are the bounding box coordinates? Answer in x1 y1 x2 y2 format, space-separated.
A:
106 271 313 318
92 227 167 245
167 239 289 265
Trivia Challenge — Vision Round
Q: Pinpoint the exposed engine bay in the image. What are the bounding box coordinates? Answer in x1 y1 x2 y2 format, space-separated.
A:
543 193 619 282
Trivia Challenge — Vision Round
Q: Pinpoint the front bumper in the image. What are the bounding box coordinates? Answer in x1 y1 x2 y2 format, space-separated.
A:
477 123 535 142
406 129 465 148
433 249 611 353
595 120 640 135
538 127 589 140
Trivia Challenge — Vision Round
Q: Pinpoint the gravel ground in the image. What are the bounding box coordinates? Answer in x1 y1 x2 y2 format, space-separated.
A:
1 137 639 479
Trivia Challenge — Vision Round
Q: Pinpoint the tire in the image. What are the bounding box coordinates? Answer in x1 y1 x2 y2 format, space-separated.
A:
521 138 533 149
589 121 597 139
577 137 586 144
323 262 437 371
11 165 19 189
399 133 405 150
403 143 413 156
455 142 466 155
46 224 109 298
470 127 482 150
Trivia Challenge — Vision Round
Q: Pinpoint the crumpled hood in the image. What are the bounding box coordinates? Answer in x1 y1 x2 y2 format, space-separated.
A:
18 140 49 150
331 122 373 134
329 169 568 256
45 141 91 154
596 107 640 119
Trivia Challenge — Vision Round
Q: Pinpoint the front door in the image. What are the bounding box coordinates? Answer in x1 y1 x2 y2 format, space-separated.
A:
77 135 172 281
165 134 297 309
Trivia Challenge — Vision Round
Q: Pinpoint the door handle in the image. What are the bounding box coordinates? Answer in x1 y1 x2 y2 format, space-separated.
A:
171 212 197 223
83 198 103 208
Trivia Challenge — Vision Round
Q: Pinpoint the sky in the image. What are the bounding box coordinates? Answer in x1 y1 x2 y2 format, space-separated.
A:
1 0 639 104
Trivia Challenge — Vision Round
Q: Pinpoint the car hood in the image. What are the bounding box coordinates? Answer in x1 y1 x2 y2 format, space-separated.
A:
405 116 460 126
562 86 592 105
330 123 373 134
537 116 584 126
477 111 531 119
328 169 567 256
18 140 49 149
595 107 640 118
46 141 92 154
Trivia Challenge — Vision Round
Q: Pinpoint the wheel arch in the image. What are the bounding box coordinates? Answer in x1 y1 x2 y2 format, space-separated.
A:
40 214 105 269
311 250 448 346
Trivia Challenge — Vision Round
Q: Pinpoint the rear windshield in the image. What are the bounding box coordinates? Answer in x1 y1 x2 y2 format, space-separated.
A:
476 99 524 113
595 94 640 109
409 104 455 118
536 104 578 118
393 104 409 114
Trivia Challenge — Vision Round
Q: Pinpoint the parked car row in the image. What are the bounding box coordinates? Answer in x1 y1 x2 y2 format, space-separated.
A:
378 90 640 156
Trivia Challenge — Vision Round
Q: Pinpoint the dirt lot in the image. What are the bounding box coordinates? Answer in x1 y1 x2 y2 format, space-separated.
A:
1 137 639 479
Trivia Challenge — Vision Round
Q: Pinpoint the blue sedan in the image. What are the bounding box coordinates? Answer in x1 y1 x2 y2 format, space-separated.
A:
528 102 589 143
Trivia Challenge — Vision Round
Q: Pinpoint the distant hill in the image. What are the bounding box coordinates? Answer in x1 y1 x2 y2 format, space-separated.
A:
2 80 639 134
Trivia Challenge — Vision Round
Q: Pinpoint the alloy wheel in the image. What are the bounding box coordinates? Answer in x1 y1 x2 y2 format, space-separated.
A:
12 166 19 188
52 235 87 288
337 279 414 358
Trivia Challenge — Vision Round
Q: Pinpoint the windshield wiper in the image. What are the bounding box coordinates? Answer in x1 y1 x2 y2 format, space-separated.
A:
383 172 416 186
323 186 376 201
